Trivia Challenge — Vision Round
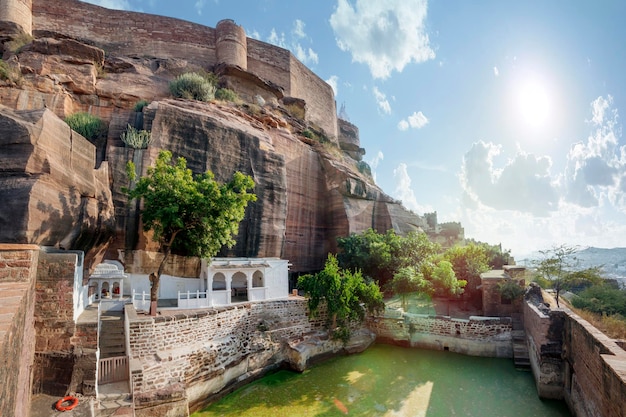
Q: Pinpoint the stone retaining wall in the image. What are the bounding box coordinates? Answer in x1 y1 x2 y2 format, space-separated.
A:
127 298 325 414
525 297 626 417
0 244 39 417
368 310 513 357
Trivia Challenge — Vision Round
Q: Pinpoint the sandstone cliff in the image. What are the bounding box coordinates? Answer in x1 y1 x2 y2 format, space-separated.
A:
0 7 433 274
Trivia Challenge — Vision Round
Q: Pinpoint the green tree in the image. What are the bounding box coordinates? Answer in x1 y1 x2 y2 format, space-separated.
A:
337 228 399 283
125 150 256 315
444 243 490 306
391 266 432 310
297 254 384 342
430 260 466 298
533 244 580 308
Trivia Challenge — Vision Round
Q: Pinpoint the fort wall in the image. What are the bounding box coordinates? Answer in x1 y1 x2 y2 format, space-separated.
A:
524 298 626 417
31 0 339 138
0 244 39 417
0 0 32 34
32 0 218 67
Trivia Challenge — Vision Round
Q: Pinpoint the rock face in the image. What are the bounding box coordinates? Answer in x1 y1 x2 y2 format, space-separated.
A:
115 99 425 273
0 105 115 270
0 4 454 274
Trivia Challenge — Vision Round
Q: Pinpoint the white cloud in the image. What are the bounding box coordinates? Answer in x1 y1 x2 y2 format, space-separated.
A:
493 66 499 77
81 0 131 10
460 141 559 216
398 111 429 130
565 95 625 209
330 0 435 79
373 87 391 114
266 21 319 66
393 163 433 213
326 75 339 96
195 0 206 15
249 30 261 40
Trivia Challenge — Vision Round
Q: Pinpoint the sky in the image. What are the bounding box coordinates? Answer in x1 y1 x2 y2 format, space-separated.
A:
82 0 626 258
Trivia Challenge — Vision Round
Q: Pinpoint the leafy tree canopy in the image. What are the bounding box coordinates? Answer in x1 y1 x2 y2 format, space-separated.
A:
297 254 384 342
125 150 256 314
444 243 490 306
533 244 580 308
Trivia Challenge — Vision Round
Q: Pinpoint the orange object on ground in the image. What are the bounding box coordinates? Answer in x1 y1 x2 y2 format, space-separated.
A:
55 396 79 412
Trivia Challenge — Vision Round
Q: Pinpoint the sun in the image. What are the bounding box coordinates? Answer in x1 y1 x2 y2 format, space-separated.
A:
514 76 552 130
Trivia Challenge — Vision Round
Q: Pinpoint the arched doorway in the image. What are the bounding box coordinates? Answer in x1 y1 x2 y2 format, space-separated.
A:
232 271 248 302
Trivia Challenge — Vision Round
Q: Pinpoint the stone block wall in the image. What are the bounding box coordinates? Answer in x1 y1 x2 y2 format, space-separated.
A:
0 0 32 34
32 250 80 395
368 312 513 357
523 300 566 399
562 311 626 417
0 244 39 417
289 55 338 140
33 0 217 67
127 298 323 411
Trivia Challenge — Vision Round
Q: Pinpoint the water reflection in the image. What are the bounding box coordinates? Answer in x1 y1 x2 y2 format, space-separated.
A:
193 344 571 417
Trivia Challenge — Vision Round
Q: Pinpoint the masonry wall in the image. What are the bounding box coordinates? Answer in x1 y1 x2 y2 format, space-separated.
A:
32 250 80 396
368 311 513 357
523 300 566 399
289 55 338 140
127 298 325 412
0 244 39 417
562 311 626 417
32 0 218 67
0 0 32 34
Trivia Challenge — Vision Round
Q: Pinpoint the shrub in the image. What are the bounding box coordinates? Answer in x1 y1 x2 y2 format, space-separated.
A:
134 100 149 112
285 103 305 120
571 285 626 315
215 88 239 102
120 124 152 149
0 59 21 84
64 112 106 141
169 72 216 102
5 32 33 54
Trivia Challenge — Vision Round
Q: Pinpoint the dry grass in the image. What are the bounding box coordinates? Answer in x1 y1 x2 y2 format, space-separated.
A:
574 308 626 340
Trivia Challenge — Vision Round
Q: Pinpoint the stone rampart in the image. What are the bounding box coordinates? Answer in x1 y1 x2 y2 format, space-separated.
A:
0 0 32 34
31 0 339 139
32 0 218 67
126 298 326 413
0 244 39 417
368 311 513 357
524 297 626 417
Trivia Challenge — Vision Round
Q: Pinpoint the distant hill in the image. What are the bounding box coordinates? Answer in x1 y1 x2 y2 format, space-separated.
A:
519 247 626 287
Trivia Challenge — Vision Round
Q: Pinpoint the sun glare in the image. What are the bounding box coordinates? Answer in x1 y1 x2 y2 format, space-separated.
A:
514 77 552 130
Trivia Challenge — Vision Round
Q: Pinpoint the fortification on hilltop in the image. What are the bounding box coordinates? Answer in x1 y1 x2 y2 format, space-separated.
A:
0 0 31 35
0 0 341 141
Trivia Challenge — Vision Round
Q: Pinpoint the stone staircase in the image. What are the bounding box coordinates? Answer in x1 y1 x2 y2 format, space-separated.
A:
511 313 530 370
100 311 126 358
98 311 134 416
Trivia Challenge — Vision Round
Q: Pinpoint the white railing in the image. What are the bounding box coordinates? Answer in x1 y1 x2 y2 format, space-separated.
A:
99 355 129 385
178 290 209 309
132 290 150 312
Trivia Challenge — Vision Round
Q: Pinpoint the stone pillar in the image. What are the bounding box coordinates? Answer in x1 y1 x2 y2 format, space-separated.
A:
216 19 248 70
225 271 233 304
0 0 32 35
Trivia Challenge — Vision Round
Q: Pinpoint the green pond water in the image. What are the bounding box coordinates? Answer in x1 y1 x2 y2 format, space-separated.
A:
192 344 571 417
